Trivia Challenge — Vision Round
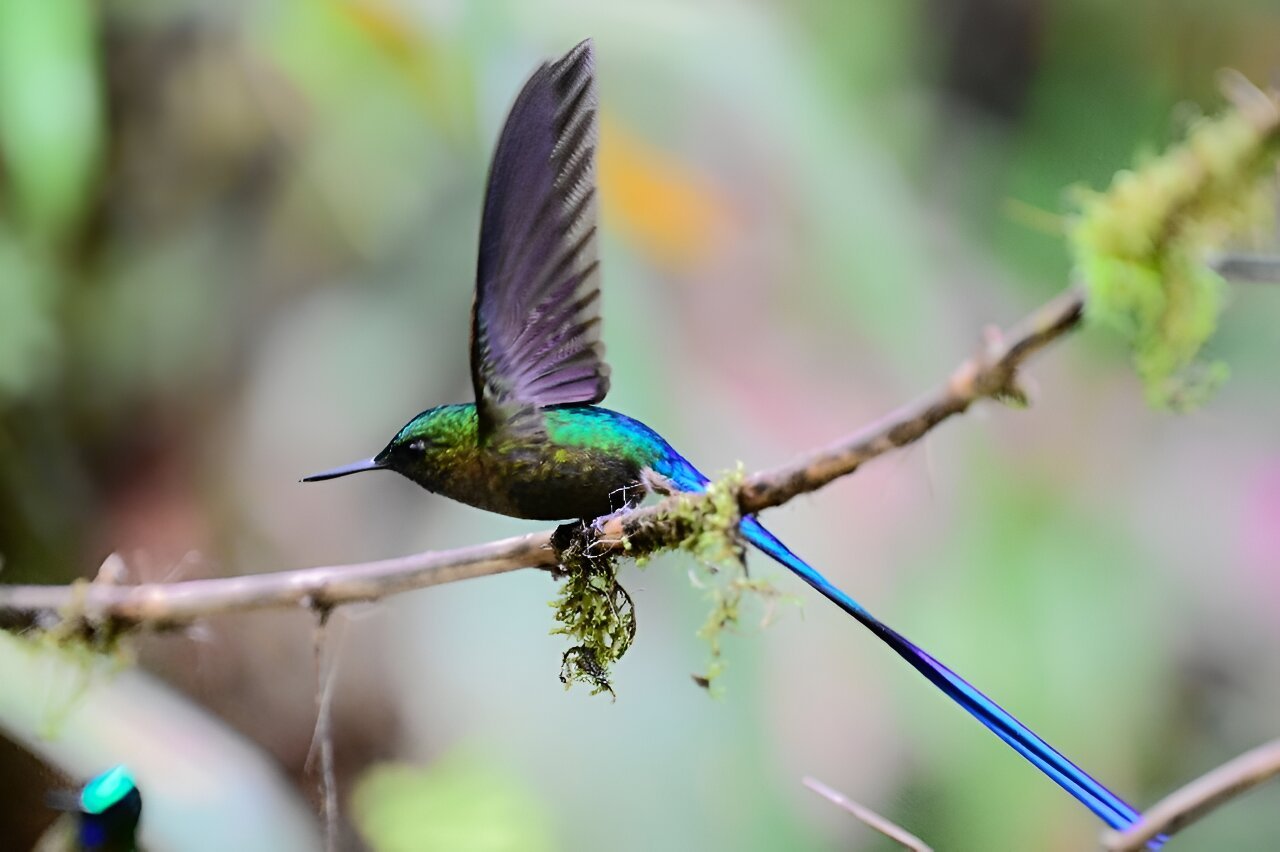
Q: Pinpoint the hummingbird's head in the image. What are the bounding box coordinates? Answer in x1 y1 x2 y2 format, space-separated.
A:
302 404 478 486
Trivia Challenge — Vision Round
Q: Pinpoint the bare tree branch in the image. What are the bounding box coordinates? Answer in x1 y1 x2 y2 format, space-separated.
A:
803 776 933 851
1101 738 1280 851
0 288 1087 630
0 534 554 626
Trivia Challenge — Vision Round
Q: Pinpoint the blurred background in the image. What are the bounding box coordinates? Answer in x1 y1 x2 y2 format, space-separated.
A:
1 0 1278 849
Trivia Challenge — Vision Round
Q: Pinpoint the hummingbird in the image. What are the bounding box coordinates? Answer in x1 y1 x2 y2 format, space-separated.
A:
304 39 1151 839
39 765 142 852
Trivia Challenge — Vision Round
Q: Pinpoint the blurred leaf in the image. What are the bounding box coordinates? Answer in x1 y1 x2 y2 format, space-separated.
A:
0 0 103 242
352 752 554 852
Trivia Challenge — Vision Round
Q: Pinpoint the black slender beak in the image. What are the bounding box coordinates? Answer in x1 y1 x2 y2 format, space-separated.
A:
301 458 386 482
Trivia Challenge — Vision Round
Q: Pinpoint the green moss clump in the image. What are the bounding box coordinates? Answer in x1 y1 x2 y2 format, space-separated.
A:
549 526 634 698
352 754 555 852
1072 95 1278 409
547 466 791 697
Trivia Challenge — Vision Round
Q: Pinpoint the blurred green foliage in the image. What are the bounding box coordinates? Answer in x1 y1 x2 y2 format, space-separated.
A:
352 753 553 852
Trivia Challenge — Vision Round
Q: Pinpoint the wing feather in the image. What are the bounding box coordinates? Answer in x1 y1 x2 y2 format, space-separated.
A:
470 39 608 437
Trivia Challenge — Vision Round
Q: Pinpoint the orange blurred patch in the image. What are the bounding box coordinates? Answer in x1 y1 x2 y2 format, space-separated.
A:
598 115 731 271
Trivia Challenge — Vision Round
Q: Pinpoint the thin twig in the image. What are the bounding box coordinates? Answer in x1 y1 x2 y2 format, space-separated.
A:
1207 251 1280 283
803 776 932 852
0 289 1087 629
1101 738 1280 851
308 608 340 852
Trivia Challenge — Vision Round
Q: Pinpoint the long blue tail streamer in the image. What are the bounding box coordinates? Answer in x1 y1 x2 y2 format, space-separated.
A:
740 516 1158 839
656 455 1157 846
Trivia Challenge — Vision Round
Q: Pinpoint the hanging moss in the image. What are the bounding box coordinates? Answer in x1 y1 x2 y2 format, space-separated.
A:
673 466 780 693
548 525 635 698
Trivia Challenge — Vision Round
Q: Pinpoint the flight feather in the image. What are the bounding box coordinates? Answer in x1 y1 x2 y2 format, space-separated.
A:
471 38 609 436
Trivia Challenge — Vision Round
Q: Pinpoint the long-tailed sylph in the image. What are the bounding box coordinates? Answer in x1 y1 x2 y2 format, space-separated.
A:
304 39 1154 841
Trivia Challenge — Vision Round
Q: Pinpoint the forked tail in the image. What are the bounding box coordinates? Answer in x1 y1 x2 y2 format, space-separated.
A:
737 515 1157 844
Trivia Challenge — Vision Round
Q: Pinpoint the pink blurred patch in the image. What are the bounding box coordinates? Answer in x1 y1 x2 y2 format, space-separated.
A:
1242 459 1280 607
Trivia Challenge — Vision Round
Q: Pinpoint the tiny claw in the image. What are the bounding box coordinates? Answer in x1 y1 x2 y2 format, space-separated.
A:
592 508 627 533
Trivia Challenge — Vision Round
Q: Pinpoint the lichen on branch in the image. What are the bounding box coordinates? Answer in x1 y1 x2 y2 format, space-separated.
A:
1071 79 1280 409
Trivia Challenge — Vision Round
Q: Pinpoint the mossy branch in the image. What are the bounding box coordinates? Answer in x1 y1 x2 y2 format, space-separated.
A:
1071 73 1280 408
0 282 1088 635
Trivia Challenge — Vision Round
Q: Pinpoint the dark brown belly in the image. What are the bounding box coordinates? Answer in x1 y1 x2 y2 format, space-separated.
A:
501 452 644 520
428 446 645 521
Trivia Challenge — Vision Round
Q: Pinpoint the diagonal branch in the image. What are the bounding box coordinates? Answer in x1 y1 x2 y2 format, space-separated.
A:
0 289 1084 629
1100 738 1280 851
803 775 933 851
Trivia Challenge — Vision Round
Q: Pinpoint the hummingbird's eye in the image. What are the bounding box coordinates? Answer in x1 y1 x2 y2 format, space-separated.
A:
408 439 427 453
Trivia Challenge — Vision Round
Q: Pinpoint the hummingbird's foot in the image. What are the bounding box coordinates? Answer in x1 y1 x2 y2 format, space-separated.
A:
587 510 631 559
550 520 594 575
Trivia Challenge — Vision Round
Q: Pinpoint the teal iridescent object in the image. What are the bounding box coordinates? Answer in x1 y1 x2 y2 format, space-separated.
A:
80 766 135 815
304 39 1157 844
44 764 142 851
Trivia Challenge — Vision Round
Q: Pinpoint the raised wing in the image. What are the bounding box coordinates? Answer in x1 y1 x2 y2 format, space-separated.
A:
471 39 608 437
